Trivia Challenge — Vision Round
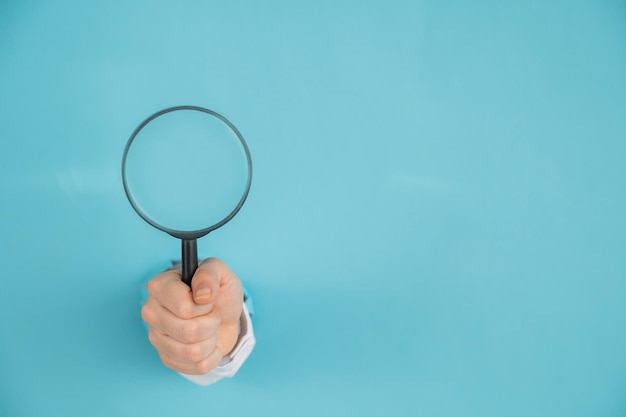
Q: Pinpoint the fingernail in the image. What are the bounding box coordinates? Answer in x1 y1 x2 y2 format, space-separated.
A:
194 286 211 301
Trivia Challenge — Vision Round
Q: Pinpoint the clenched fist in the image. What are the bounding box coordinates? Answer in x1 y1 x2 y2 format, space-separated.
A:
141 258 244 375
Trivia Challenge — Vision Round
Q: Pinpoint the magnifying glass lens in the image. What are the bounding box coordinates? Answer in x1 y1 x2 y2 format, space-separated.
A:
124 109 250 233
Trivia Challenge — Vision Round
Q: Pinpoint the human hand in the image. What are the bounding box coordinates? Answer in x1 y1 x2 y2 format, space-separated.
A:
141 258 244 375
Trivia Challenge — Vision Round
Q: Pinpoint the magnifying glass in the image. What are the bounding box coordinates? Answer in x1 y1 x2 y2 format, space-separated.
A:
122 106 252 286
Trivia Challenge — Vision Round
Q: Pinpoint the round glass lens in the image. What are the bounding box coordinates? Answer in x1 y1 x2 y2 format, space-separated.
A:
123 108 251 235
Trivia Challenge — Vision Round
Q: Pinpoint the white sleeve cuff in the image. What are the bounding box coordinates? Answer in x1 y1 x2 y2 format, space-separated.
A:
179 303 256 386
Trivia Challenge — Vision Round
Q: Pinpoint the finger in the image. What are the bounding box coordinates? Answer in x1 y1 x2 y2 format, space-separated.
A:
158 346 225 375
147 270 213 319
149 329 217 364
191 258 231 305
143 299 221 343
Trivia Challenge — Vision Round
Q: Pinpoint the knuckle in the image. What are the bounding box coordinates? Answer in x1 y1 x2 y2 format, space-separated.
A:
176 301 194 319
203 256 220 265
141 304 153 325
158 353 176 370
146 279 158 296
180 320 200 342
205 334 218 352
193 357 217 375
194 363 211 375
209 257 225 269
183 343 203 363
147 330 159 347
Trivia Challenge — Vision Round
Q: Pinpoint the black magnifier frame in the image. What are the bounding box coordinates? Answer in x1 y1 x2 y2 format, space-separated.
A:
122 105 253 286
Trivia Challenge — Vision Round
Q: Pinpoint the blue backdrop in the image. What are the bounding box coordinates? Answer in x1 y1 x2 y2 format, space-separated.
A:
1 1 625 416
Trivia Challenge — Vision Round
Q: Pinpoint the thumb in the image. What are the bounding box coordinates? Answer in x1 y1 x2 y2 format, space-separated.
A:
190 260 221 305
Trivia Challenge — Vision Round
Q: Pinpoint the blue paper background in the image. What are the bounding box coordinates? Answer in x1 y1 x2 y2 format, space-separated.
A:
1 1 625 416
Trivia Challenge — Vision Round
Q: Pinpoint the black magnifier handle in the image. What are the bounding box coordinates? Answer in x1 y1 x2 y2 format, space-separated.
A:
182 239 198 287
